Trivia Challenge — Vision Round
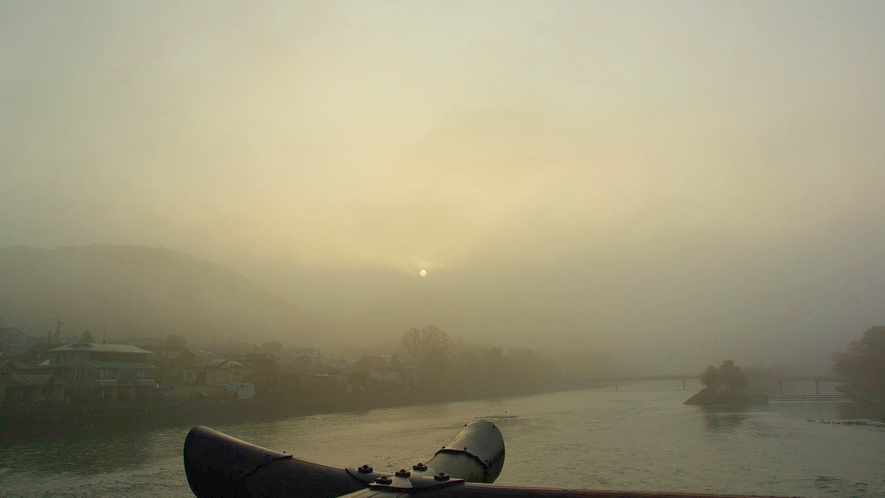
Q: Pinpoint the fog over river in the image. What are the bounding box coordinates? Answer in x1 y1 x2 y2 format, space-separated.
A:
2 381 883 498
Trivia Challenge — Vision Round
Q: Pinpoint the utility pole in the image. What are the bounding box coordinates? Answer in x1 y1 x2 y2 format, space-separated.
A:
52 317 63 347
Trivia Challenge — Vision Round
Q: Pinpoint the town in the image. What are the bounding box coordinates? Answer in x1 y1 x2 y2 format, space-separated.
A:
0 326 434 405
0 321 607 433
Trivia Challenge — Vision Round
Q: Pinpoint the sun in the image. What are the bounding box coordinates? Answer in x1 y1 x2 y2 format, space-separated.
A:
419 269 427 277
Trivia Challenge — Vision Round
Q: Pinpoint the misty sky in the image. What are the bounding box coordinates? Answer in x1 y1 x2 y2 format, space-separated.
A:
2 1 884 372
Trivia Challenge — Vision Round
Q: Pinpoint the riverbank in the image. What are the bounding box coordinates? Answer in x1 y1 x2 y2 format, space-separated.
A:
0 378 609 443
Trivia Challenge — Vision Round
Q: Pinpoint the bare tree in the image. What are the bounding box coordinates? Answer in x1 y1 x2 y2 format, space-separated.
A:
398 325 456 367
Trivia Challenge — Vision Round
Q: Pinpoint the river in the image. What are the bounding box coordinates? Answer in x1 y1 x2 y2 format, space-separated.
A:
1 380 883 497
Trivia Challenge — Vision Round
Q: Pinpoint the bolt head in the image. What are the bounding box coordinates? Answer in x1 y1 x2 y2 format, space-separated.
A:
358 464 373 474
412 462 428 471
375 476 392 485
434 472 450 482
395 469 411 478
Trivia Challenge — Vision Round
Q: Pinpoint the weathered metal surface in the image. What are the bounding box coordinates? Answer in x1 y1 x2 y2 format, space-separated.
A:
184 425 363 497
345 466 466 493
428 420 505 483
183 422 799 498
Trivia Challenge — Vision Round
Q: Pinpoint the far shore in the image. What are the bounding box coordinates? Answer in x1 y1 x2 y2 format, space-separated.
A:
0 378 613 443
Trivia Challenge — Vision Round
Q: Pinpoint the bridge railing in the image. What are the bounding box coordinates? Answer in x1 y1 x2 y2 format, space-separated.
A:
183 420 797 498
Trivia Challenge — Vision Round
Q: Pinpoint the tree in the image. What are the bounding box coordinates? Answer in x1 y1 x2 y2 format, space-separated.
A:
398 326 455 368
700 365 720 389
699 360 747 392
80 330 95 343
832 326 885 385
718 359 748 392
166 334 187 349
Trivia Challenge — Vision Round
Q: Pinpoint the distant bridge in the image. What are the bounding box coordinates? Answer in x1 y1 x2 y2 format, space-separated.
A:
578 375 841 392
750 377 842 396
767 393 848 402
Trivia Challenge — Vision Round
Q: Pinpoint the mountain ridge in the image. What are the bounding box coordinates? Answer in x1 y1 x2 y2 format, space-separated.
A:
0 245 307 345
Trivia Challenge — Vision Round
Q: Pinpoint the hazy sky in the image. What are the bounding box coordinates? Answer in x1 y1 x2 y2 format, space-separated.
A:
2 1 884 371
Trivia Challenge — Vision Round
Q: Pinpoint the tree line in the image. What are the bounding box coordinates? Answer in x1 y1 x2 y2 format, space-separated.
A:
396 325 618 393
832 326 885 388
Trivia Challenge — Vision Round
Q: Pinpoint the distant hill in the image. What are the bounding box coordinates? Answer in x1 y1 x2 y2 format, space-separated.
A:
0 245 307 345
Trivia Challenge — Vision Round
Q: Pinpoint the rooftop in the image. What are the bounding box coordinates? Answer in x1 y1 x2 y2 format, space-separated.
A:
202 359 243 369
237 353 280 361
86 361 156 370
48 343 151 355
0 326 26 335
354 355 393 369
152 349 199 360
0 373 64 387
0 358 36 370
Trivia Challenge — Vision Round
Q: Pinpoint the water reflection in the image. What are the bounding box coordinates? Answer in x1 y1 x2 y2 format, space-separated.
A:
701 407 751 433
4 384 884 498
836 402 885 421
0 422 186 477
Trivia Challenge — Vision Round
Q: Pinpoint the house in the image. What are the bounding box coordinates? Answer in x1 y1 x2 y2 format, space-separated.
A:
0 327 34 356
0 373 68 404
282 349 347 376
181 359 245 386
0 358 36 374
45 343 158 401
353 355 394 372
0 357 70 404
369 371 403 383
348 355 413 390
236 353 280 393
151 349 202 382
175 360 253 399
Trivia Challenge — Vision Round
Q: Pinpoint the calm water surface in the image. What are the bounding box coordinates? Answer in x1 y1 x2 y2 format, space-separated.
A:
2 380 883 497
